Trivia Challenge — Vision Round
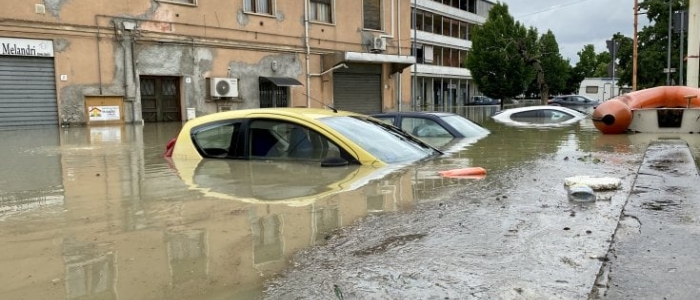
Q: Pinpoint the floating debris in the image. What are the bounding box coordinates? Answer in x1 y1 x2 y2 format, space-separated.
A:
567 184 596 203
564 176 622 191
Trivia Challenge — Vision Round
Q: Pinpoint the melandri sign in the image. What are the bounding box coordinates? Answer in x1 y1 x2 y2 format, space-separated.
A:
0 37 54 57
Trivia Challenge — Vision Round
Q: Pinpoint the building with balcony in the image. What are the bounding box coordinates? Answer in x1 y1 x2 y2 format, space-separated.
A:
410 0 494 110
0 0 415 128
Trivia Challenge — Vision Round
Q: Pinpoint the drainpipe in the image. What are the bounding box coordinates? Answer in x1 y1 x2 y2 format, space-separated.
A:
412 0 417 110
304 0 311 107
396 0 402 111
95 15 103 95
310 63 348 77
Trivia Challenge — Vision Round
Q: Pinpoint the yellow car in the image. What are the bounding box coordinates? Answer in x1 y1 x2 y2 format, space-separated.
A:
165 108 441 167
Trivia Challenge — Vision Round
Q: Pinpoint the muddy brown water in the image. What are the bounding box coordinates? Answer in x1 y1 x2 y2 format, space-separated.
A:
1 117 699 299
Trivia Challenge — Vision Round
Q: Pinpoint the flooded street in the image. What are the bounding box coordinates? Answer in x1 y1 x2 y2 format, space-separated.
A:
1 116 699 299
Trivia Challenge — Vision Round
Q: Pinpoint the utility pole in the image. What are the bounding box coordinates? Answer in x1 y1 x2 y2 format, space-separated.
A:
688 0 700 87
633 0 638 91
667 0 673 85
674 10 687 86
607 40 619 97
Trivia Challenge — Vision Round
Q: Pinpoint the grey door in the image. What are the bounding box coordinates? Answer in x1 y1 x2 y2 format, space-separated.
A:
333 64 382 114
0 56 58 128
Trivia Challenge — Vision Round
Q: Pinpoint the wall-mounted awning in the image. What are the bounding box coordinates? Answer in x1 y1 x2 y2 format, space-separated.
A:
260 76 303 87
323 51 416 74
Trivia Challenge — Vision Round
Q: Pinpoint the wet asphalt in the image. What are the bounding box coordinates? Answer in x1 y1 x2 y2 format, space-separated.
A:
262 139 700 300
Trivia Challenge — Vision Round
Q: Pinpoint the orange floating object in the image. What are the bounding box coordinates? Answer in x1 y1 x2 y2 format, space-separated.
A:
592 86 700 134
438 167 487 179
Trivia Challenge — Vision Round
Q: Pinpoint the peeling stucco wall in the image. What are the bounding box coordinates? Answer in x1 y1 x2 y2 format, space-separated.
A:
136 43 202 116
43 0 70 18
60 84 122 124
189 48 213 113
229 54 302 109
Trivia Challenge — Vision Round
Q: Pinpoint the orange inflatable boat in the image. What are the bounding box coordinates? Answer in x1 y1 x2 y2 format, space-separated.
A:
592 86 700 134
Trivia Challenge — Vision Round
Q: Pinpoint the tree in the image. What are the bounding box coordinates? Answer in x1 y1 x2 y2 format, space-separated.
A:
538 30 570 95
524 30 570 97
515 26 550 103
575 44 598 77
594 52 611 77
465 3 534 102
563 45 596 94
608 33 633 87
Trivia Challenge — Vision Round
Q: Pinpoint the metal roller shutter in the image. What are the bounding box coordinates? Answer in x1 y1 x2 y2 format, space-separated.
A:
0 56 58 128
333 64 381 114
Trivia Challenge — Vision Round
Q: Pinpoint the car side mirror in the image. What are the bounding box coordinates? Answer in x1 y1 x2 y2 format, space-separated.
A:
321 157 349 167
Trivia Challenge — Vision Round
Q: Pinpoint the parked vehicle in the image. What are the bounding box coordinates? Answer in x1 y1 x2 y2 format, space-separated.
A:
164 108 442 167
578 77 631 101
372 111 490 150
371 111 489 139
492 105 587 127
548 95 600 107
467 95 500 105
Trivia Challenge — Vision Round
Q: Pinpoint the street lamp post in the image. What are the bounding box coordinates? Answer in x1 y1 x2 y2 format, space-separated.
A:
633 0 638 91
667 0 673 85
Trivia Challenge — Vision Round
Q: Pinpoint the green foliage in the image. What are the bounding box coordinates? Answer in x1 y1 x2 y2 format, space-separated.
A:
616 0 688 88
539 30 569 95
466 3 571 100
465 3 534 100
576 45 598 77
466 0 693 96
594 52 611 77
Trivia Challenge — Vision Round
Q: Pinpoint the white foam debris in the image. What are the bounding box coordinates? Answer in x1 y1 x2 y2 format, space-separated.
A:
564 176 622 191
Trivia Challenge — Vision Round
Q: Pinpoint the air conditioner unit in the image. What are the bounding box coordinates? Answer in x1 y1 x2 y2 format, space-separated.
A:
210 77 238 98
370 37 387 52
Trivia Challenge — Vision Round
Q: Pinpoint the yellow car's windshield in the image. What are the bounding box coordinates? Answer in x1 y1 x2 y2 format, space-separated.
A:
320 116 440 164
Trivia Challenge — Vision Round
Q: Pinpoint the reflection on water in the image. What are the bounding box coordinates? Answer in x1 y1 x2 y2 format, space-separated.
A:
2 113 700 299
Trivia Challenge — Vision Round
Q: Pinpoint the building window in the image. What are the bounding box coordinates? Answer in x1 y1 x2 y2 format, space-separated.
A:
423 12 433 33
434 14 444 35
363 0 382 30
259 80 289 108
310 0 333 23
158 0 197 5
244 0 272 15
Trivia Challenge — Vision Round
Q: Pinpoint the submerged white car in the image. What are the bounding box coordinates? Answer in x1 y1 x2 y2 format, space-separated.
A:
491 105 587 127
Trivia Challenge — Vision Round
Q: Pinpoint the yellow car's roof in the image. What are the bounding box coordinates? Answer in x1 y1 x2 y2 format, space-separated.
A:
184 107 362 129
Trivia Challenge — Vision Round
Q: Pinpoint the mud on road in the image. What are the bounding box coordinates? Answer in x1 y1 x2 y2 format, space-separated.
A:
262 140 647 299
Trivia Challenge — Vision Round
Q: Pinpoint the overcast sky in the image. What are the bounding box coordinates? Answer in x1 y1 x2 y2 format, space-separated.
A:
499 0 649 64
